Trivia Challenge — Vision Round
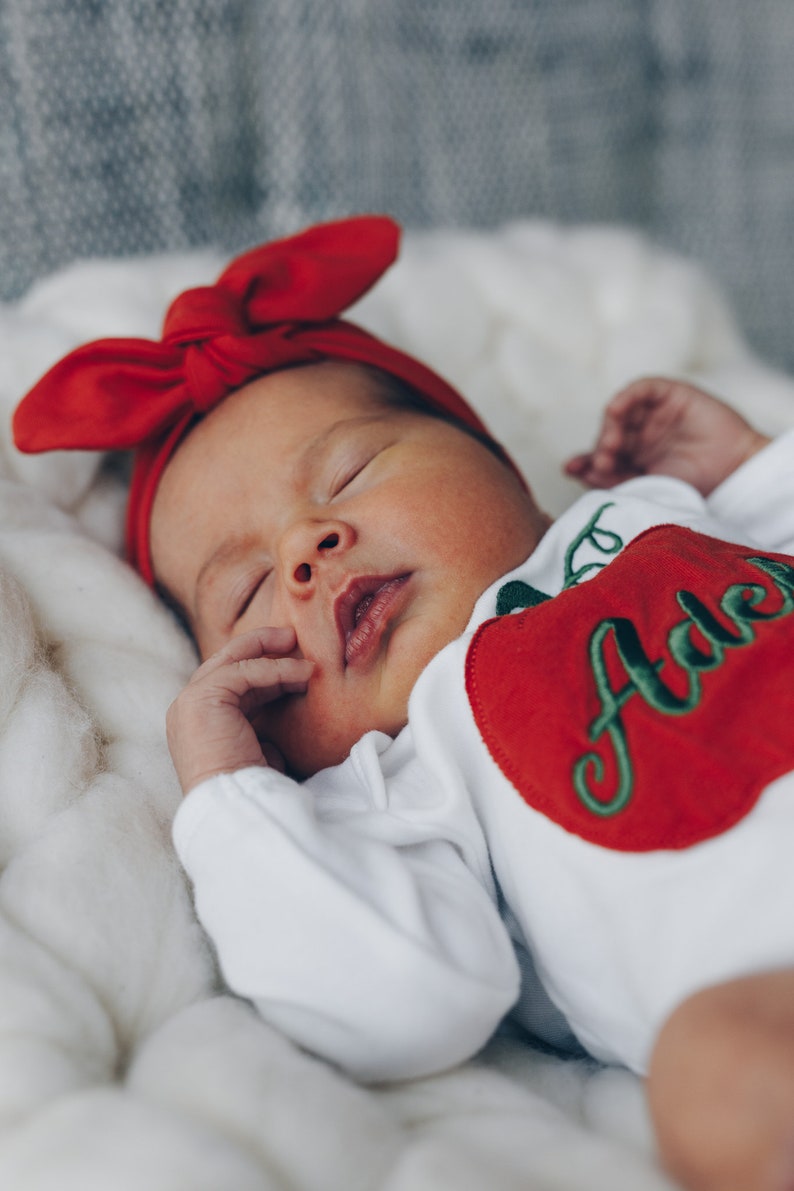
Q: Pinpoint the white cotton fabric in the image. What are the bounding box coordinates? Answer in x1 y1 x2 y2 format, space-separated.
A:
0 224 793 1187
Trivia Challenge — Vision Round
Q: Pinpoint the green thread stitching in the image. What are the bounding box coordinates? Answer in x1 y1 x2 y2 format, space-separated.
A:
496 581 551 615
563 502 622 589
495 503 622 616
573 554 794 817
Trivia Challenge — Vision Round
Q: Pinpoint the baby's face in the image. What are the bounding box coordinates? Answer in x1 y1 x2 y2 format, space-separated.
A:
151 362 548 775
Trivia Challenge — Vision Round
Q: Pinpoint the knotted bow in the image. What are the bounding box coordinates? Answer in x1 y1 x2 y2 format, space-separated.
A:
12 215 502 585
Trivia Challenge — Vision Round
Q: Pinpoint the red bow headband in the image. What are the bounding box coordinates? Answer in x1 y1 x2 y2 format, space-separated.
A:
13 216 508 586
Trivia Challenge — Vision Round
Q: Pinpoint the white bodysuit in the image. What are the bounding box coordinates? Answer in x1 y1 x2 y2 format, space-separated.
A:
173 430 794 1082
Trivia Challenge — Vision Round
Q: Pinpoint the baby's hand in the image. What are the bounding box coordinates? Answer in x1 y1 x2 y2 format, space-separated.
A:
166 626 313 794
564 377 770 496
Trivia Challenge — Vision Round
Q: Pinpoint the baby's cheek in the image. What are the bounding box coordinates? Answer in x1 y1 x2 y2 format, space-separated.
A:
251 686 363 779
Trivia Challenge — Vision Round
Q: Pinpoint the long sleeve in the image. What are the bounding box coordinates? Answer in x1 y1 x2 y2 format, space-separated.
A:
707 426 794 553
172 728 520 1082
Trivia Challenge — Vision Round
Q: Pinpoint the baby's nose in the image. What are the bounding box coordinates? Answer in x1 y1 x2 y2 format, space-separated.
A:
292 532 339 583
283 521 353 590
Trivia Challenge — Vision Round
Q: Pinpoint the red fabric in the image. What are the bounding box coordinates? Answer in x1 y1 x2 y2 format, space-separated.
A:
466 525 794 852
13 216 506 585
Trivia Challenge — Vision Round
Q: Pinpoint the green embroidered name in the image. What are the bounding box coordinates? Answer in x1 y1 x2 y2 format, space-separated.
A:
573 555 794 817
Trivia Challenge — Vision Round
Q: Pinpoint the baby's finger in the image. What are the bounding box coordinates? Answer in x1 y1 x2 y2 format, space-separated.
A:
243 655 314 704
211 655 314 705
563 451 612 479
564 409 624 475
563 452 591 477
194 626 299 679
606 377 671 414
601 389 659 442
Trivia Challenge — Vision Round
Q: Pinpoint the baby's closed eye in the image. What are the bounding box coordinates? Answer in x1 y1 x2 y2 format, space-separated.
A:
233 567 273 624
327 445 387 499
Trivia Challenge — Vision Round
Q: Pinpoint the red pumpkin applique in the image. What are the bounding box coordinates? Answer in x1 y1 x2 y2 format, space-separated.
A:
465 525 794 852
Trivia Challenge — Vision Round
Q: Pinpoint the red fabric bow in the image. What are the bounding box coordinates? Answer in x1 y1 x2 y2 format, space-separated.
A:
13 216 505 586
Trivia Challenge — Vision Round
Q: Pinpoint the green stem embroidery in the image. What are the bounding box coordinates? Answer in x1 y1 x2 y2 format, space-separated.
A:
495 503 624 615
563 503 623 589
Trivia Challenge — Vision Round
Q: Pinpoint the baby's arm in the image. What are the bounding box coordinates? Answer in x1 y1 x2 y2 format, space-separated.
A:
166 626 313 791
649 969 794 1191
565 377 770 496
169 632 520 1082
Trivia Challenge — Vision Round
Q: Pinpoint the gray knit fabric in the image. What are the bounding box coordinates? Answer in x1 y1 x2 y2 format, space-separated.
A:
1 0 793 370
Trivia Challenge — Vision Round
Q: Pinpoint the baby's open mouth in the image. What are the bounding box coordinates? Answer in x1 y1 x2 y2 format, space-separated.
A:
336 575 411 667
353 591 376 626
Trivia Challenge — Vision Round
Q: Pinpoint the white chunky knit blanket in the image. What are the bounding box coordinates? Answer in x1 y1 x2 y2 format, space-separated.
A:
0 223 792 1190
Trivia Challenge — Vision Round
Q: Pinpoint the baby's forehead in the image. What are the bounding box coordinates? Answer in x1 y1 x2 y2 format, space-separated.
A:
166 364 400 476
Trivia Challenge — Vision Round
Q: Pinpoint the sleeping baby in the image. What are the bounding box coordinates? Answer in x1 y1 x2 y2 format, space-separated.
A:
14 216 794 1191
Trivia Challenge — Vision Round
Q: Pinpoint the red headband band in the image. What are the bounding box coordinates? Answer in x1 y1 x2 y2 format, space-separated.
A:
13 216 509 585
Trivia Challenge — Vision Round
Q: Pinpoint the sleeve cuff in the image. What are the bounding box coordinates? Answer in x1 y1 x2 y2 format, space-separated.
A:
707 427 794 534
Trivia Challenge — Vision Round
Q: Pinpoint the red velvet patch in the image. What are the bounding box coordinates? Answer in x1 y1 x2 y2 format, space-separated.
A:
465 525 794 852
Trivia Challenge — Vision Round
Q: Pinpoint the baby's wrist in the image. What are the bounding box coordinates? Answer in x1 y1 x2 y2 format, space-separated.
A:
712 428 772 492
179 758 269 797
691 427 773 496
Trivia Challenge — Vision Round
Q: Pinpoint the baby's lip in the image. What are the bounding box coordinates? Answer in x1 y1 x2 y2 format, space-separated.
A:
334 574 411 668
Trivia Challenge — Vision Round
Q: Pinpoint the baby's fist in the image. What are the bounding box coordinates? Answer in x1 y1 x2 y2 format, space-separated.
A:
166 627 313 794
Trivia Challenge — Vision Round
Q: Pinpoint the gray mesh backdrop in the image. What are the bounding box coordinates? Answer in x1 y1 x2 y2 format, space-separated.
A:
1 0 794 370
